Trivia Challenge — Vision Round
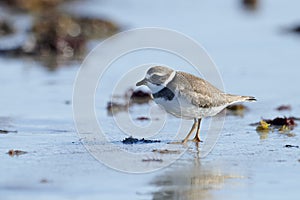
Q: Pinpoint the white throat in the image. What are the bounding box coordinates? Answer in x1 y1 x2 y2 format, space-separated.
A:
146 82 164 93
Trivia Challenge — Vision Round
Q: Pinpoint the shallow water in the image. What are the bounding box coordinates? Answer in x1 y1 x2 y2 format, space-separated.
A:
1 0 300 199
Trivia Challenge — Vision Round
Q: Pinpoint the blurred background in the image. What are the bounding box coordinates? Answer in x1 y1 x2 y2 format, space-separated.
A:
1 0 300 199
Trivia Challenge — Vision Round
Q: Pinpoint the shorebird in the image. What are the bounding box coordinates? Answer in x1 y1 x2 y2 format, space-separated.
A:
136 66 256 144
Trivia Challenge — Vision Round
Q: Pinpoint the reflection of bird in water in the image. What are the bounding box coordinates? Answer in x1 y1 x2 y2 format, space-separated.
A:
150 144 243 200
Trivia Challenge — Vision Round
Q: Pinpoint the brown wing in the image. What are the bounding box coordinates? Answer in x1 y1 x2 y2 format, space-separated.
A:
167 72 229 108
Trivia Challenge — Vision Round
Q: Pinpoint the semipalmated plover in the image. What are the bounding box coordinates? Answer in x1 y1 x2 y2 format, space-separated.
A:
136 66 256 144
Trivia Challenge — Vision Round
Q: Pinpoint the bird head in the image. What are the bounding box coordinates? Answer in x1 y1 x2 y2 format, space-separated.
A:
136 66 175 93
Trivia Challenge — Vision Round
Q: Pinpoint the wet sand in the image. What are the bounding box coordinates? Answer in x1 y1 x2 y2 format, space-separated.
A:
1 0 300 199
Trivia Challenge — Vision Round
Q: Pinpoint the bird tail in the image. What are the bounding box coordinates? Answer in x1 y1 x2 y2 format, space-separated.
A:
240 96 257 102
226 94 257 103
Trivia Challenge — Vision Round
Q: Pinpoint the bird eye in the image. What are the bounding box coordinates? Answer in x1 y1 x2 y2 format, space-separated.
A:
150 74 160 80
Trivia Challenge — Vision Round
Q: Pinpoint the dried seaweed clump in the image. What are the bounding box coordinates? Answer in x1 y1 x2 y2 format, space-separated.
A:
7 149 27 156
0 129 17 134
255 117 298 137
241 0 258 10
129 89 152 104
256 120 271 133
122 136 161 144
30 13 118 62
0 19 14 36
264 117 296 127
106 101 128 115
0 0 72 12
0 0 119 69
107 88 152 115
276 105 291 111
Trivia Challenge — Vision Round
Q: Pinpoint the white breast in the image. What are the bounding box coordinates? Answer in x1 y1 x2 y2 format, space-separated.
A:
154 95 226 119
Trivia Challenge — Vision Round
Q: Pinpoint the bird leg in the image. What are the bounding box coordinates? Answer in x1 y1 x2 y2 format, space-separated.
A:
182 118 198 144
192 118 202 142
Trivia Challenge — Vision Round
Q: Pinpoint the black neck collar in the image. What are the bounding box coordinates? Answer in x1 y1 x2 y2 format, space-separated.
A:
152 87 175 101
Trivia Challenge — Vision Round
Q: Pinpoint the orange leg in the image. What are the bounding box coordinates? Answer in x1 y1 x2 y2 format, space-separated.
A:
182 118 198 144
192 118 202 142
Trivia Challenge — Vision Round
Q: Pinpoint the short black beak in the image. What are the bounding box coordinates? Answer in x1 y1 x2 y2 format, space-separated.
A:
136 78 147 86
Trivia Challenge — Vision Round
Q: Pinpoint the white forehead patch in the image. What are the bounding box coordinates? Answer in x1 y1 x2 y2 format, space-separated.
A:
163 71 176 86
146 72 165 79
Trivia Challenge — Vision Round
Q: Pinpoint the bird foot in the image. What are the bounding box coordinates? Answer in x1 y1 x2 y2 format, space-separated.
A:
191 137 203 143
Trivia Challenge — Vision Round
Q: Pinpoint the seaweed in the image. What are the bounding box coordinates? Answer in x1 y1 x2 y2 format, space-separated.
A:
7 149 27 156
122 136 161 144
0 1 119 69
142 158 163 162
276 105 291 111
256 120 271 133
106 101 128 115
284 145 299 148
254 117 298 137
0 19 14 36
0 129 18 134
136 116 150 121
241 0 258 11
130 89 152 104
264 117 296 127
